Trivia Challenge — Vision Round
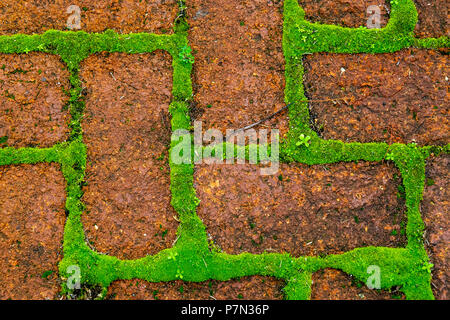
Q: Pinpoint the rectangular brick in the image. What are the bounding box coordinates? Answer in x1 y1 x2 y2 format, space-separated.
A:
311 269 405 300
422 153 449 300
194 162 406 256
0 163 66 300
187 0 288 137
0 53 71 148
0 0 178 35
298 0 390 28
107 276 284 300
80 51 178 260
303 49 449 146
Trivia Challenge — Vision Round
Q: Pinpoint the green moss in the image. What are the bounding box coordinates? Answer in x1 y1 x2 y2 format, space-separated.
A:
283 272 312 300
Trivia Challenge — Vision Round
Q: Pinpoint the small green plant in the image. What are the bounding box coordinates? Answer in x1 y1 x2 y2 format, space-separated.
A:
176 269 184 279
295 134 311 148
167 251 178 261
385 152 395 161
421 259 434 274
179 45 195 65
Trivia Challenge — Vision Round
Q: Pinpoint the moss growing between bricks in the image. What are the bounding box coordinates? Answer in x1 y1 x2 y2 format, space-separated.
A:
0 0 448 300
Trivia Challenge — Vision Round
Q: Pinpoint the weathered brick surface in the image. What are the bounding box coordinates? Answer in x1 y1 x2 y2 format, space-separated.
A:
187 0 288 137
0 0 178 35
311 269 405 300
0 0 446 301
0 53 70 148
422 154 449 300
304 49 449 145
80 52 177 260
194 162 406 257
107 277 285 300
0 164 66 300
413 0 449 38
298 0 390 28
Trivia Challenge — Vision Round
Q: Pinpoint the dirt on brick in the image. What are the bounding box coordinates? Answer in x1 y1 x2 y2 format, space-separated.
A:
107 276 285 300
413 0 449 38
0 0 178 35
311 269 405 300
303 49 449 146
0 163 66 300
80 52 178 260
194 162 406 257
0 53 71 148
422 153 449 300
187 0 289 138
297 0 390 28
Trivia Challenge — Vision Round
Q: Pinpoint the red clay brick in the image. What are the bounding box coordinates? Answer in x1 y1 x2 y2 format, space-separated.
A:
422 154 449 300
0 53 71 148
304 49 449 145
107 277 285 300
311 269 405 300
194 162 406 257
0 0 178 35
0 163 66 300
187 0 288 138
298 0 390 28
80 52 178 260
413 0 449 38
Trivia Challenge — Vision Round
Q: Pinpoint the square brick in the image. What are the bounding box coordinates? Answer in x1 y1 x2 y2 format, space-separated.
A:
0 53 71 148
